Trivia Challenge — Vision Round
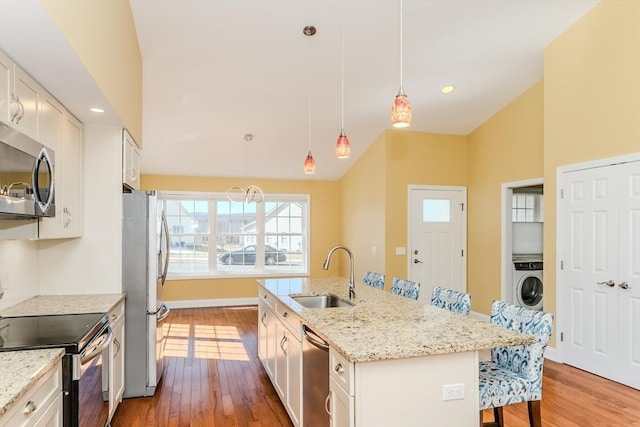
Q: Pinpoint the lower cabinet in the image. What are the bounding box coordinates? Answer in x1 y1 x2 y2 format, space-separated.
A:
105 300 125 422
329 377 354 427
258 294 302 426
0 360 63 427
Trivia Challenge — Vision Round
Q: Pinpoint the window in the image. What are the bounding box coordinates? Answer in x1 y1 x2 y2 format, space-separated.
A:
422 199 451 222
159 192 309 278
512 193 543 222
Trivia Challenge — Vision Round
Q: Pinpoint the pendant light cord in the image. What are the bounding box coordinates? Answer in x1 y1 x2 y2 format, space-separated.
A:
341 0 345 130
308 34 312 152
400 0 404 90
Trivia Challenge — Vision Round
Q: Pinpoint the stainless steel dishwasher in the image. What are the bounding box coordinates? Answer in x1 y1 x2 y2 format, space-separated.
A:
302 325 330 426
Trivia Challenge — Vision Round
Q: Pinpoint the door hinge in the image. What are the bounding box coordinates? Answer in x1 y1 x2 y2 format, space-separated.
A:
560 189 564 199
560 260 564 270
560 332 564 342
460 203 464 211
461 249 464 257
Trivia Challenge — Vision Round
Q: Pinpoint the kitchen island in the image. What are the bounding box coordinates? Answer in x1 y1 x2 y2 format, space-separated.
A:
258 277 534 427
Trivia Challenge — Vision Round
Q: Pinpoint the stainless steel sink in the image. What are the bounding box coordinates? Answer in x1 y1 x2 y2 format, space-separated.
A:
290 294 354 308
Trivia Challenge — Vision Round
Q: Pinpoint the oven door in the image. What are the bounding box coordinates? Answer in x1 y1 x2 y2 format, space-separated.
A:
74 324 112 427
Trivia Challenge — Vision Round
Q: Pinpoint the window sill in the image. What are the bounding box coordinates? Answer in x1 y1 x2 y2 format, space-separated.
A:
167 271 309 281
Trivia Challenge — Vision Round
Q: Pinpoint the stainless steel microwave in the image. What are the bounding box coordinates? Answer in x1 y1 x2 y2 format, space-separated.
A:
0 122 55 219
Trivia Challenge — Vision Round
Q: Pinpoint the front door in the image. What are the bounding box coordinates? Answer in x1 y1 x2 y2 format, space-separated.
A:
560 160 640 389
409 186 467 302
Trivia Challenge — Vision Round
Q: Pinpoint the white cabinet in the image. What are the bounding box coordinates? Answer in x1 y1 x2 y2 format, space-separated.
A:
328 348 354 427
0 50 40 140
257 289 302 426
329 377 354 427
0 361 63 427
106 300 126 422
38 112 83 238
122 130 140 190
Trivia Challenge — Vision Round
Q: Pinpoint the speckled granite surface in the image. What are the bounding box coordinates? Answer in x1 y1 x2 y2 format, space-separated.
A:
0 348 64 417
0 294 125 317
259 277 536 363
0 294 125 419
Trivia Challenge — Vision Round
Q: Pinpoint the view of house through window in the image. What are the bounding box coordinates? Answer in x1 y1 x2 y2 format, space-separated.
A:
159 192 309 277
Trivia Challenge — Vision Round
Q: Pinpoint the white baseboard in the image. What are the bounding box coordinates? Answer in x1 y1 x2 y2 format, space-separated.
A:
165 297 258 309
470 311 490 322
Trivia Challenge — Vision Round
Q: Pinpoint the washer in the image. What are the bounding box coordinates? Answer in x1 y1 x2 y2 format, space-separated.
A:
512 256 543 310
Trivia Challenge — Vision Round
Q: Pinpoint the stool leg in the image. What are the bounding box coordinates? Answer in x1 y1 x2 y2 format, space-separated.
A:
494 407 504 427
528 400 542 427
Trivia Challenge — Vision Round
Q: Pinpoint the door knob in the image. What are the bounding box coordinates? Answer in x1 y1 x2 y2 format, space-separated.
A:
413 259 423 264
618 282 631 290
597 280 615 287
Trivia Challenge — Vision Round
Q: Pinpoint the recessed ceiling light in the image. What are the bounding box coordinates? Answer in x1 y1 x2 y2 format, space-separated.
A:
441 86 455 94
90 107 104 113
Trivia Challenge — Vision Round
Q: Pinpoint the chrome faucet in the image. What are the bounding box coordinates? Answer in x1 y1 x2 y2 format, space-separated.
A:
323 245 355 300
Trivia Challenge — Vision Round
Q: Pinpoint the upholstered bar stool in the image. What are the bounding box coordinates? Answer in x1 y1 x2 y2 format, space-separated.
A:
479 300 554 427
391 277 420 300
363 271 385 289
430 286 472 315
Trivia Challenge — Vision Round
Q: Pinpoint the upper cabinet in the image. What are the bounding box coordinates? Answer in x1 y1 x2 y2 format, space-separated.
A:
0 50 39 139
0 49 84 240
122 130 140 190
39 111 84 239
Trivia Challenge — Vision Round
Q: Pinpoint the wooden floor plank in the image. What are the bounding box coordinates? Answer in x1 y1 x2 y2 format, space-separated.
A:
113 306 640 427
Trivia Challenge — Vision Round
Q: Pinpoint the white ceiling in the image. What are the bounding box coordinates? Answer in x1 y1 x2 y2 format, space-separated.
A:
0 1 599 181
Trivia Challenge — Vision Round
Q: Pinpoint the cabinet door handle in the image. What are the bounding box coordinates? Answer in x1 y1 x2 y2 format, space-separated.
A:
597 280 615 288
261 313 267 326
325 392 331 416
9 94 20 121
113 337 121 358
618 282 631 290
334 363 344 374
15 97 24 124
23 400 37 414
280 335 288 355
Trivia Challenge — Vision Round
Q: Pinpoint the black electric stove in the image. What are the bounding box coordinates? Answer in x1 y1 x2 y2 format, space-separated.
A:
0 312 111 427
0 312 108 353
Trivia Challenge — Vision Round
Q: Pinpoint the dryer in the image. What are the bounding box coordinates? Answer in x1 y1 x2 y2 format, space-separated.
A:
512 256 543 310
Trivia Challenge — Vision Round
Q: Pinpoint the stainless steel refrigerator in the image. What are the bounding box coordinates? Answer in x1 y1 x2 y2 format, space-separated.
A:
122 190 170 398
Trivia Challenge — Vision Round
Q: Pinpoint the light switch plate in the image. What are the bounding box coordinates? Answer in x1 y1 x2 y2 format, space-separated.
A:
395 247 406 255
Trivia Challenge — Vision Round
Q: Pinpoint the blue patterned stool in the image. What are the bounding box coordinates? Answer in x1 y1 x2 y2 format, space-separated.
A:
430 286 472 315
479 300 554 427
363 271 385 289
391 277 420 300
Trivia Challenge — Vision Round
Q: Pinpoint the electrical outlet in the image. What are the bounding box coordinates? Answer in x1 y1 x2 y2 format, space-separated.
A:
442 383 465 401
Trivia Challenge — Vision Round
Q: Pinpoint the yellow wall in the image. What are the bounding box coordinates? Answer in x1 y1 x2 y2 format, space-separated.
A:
467 82 544 314
340 134 387 286
140 175 341 301
41 0 143 144
340 130 467 290
384 130 468 282
543 0 640 320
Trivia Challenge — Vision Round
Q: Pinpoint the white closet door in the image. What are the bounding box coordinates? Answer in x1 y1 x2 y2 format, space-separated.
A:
617 162 640 389
561 160 640 389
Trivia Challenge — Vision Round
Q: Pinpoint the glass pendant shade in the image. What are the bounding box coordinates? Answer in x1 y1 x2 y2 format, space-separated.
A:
391 88 412 128
303 151 316 174
335 129 351 159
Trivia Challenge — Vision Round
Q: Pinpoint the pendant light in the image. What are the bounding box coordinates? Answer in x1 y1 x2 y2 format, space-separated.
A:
303 25 316 174
335 1 351 159
391 0 412 128
227 134 265 203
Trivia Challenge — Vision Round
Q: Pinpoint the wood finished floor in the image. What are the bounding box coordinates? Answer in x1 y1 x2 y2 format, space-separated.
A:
112 306 640 427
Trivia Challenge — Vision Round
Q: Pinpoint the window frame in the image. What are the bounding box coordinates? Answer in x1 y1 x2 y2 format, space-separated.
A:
159 191 310 279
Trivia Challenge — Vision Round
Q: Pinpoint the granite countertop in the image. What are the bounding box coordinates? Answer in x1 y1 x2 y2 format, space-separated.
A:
0 348 64 417
0 294 125 419
0 293 126 317
259 277 536 363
